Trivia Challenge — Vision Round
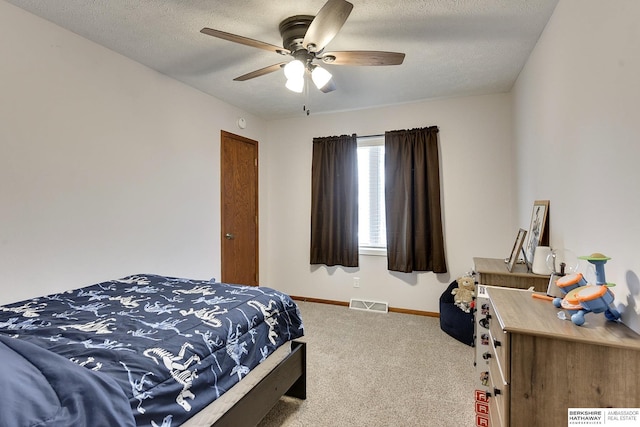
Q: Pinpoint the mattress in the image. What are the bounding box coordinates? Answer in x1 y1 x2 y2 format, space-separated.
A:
0 274 304 426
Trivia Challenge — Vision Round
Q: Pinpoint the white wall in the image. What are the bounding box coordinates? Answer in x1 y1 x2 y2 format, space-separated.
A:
513 0 640 332
0 2 266 303
263 95 515 313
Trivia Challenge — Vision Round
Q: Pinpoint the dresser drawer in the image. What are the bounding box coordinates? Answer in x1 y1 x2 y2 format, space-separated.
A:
488 299 510 384
487 297 510 426
488 390 503 427
488 353 509 426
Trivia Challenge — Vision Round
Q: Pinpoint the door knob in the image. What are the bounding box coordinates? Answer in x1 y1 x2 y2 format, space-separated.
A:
225 233 235 240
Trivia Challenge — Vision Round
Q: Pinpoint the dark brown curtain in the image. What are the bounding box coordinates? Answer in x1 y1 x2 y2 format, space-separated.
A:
385 126 446 273
310 134 359 267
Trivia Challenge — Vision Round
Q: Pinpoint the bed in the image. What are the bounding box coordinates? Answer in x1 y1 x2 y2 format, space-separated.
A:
0 273 306 426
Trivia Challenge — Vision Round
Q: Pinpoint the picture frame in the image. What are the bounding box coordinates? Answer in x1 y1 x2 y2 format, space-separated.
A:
507 228 528 272
523 200 550 268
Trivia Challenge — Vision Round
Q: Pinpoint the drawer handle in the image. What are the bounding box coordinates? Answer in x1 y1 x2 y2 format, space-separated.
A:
493 338 501 347
479 317 490 329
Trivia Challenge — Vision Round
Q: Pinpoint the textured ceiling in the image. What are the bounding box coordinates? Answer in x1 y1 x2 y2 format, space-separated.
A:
7 0 559 120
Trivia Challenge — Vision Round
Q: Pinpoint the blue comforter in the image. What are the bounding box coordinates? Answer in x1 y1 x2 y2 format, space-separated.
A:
0 274 304 426
0 334 136 426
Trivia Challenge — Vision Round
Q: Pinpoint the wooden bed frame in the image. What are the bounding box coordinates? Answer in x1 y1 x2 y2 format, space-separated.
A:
213 341 307 426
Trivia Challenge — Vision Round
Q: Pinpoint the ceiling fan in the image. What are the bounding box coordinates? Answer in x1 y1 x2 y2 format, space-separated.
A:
200 0 405 94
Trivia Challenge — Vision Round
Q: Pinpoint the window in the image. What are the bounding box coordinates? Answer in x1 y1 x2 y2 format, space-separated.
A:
357 136 386 255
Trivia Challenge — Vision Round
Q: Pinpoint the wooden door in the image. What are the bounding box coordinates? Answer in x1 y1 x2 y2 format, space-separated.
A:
221 131 259 286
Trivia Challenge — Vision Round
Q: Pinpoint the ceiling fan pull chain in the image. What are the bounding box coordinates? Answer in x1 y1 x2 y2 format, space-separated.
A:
304 74 311 116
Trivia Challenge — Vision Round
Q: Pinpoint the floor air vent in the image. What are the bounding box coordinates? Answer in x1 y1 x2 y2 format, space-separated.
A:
349 298 389 313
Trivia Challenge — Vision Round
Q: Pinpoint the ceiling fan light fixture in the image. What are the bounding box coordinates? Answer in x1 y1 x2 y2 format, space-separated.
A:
285 77 304 93
318 78 336 93
284 59 305 80
311 65 332 90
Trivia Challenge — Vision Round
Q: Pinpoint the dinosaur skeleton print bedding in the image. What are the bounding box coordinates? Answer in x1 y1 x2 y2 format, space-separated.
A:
0 274 305 426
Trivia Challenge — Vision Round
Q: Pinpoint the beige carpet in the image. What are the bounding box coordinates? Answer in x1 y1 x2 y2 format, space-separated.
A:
258 301 477 427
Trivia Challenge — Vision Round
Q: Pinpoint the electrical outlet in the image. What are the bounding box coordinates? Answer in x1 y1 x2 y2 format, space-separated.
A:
353 277 360 288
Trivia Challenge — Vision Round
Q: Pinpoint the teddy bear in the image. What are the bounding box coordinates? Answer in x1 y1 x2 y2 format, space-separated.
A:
451 275 476 313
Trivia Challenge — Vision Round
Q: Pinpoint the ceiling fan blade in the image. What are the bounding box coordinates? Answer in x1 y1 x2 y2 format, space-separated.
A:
201 28 289 55
303 0 353 52
233 62 288 81
321 51 406 66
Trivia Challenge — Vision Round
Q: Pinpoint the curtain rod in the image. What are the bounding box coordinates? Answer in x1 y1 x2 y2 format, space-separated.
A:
358 133 384 139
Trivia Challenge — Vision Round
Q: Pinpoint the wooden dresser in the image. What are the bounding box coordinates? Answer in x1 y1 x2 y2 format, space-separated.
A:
482 286 640 427
474 257 549 292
